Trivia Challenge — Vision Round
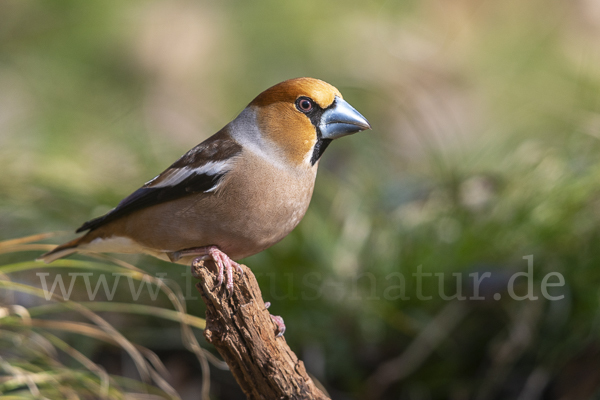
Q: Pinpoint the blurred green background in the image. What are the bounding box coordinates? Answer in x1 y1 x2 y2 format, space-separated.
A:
2 0 600 399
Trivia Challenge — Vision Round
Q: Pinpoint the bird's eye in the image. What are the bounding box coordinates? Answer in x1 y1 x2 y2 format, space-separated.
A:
296 97 313 113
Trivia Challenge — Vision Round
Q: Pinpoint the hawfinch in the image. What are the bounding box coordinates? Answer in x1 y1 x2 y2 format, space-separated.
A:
40 77 371 292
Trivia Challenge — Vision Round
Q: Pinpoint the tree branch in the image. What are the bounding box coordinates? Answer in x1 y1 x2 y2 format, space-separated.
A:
194 261 330 400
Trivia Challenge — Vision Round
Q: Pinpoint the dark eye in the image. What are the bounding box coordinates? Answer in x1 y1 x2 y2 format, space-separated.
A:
296 97 313 113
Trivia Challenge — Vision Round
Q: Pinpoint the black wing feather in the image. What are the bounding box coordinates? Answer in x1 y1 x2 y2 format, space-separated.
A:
76 131 242 233
75 173 222 233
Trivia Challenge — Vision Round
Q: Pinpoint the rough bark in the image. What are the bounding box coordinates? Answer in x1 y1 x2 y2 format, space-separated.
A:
194 261 330 400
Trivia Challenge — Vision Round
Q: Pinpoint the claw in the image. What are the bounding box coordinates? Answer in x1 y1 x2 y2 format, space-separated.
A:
270 315 286 337
264 301 285 337
236 263 245 278
225 257 234 293
182 245 242 293
206 246 241 294
209 249 225 287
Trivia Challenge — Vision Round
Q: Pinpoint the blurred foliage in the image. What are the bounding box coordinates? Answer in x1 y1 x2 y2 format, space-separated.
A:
0 234 211 399
3 0 600 399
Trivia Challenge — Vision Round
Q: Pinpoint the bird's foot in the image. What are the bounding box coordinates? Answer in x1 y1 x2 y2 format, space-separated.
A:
205 246 244 294
265 301 286 337
173 245 243 294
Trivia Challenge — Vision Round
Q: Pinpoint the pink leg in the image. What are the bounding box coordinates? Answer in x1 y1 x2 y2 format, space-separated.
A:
171 246 243 293
264 301 286 337
207 247 244 292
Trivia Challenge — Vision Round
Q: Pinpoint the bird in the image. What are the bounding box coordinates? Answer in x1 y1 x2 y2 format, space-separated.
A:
39 77 371 295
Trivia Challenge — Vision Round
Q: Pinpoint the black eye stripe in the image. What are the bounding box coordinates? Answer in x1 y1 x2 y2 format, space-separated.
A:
291 97 337 165
295 98 337 166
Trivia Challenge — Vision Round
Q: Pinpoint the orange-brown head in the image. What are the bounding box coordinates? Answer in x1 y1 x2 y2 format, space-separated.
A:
247 77 370 167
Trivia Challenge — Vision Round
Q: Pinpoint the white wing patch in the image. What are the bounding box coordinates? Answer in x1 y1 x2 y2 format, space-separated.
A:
145 160 233 189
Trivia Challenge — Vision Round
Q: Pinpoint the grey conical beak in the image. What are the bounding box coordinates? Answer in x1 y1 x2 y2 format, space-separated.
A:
319 96 371 140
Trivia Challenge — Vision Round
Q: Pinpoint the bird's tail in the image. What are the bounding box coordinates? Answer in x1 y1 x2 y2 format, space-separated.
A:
37 237 83 264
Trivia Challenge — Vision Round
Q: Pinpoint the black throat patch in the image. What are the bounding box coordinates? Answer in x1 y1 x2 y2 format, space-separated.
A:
310 138 332 165
305 102 334 166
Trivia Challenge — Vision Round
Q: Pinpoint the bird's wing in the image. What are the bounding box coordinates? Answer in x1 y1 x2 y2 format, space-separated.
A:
76 131 242 233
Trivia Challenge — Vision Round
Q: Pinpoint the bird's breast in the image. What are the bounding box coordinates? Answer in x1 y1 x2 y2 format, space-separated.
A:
206 154 317 258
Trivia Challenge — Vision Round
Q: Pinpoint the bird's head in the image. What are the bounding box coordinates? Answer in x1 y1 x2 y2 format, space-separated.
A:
247 77 371 167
